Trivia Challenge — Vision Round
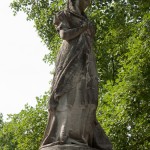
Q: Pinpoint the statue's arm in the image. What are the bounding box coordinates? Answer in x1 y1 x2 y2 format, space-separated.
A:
59 23 87 41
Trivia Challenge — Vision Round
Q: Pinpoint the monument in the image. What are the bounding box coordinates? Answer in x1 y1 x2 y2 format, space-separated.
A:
40 0 112 150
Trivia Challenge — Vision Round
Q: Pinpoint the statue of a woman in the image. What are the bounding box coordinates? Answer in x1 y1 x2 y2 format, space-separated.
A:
40 0 112 149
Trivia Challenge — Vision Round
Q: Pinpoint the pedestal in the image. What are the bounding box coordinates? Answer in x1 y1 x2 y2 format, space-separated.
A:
40 144 98 150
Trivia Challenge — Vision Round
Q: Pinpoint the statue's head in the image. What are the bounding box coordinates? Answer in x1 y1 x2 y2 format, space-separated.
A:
67 0 91 13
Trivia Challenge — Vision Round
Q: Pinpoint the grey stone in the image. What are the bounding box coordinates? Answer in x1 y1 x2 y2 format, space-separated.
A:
40 144 98 150
40 0 112 150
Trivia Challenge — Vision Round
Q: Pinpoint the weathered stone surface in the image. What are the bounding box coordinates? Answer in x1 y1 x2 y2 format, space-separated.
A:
40 144 98 150
40 0 112 150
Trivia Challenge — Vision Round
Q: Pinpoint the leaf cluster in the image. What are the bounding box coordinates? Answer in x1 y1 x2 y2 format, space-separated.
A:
0 94 48 150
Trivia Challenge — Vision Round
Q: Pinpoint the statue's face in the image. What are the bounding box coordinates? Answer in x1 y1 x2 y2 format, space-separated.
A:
78 0 91 11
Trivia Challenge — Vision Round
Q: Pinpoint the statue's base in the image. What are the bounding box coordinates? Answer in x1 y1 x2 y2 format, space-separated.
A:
40 144 98 150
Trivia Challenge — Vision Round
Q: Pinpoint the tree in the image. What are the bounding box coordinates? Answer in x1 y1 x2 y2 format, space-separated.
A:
0 94 48 150
8 0 150 149
0 113 3 129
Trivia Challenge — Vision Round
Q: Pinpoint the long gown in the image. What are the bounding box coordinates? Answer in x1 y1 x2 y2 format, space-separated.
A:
41 10 112 150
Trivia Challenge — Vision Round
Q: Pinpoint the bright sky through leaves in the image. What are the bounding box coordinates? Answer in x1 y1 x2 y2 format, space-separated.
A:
0 1 51 119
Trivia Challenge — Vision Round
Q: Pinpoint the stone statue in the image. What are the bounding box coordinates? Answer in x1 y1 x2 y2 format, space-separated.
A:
40 0 112 150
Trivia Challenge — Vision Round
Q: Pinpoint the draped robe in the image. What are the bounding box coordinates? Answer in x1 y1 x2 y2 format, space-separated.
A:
41 10 112 150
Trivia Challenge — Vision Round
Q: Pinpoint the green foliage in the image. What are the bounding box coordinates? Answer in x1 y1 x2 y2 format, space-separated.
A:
3 0 149 149
10 0 65 64
0 94 48 150
95 1 150 149
0 113 3 129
